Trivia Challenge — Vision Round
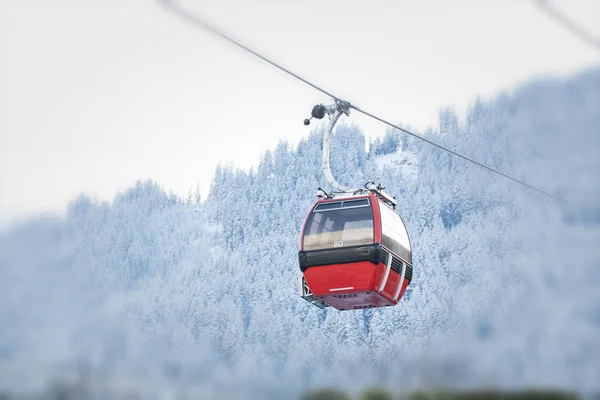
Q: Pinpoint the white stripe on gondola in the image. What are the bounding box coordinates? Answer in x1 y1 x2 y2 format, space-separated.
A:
393 260 407 301
378 252 393 293
329 286 354 292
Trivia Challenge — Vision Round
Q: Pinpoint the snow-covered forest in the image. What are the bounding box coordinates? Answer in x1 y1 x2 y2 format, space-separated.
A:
1 67 599 399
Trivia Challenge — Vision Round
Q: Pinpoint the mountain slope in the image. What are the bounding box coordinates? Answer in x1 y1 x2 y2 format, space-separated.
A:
1 67 599 399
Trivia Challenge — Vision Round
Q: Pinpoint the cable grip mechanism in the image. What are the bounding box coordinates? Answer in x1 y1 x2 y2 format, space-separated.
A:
303 100 350 126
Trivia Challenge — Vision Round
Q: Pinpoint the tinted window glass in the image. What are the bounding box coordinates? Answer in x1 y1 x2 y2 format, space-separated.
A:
303 204 374 251
343 199 369 208
379 202 411 264
315 202 342 211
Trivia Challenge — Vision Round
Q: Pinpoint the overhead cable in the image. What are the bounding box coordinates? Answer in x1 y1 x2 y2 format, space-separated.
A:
535 0 600 51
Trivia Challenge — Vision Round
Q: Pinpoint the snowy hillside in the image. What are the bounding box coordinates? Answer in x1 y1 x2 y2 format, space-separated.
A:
1 67 599 399
375 150 419 181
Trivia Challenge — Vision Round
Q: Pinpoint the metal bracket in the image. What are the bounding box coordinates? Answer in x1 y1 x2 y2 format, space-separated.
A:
299 276 330 309
305 100 357 193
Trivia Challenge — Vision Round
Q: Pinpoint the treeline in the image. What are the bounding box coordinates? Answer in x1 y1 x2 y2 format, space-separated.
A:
302 388 580 400
0 386 582 400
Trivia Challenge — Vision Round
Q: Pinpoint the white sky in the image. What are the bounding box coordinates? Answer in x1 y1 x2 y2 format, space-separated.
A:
1 0 599 225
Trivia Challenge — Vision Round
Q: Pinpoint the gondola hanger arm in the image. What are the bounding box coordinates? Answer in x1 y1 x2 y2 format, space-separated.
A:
304 100 356 193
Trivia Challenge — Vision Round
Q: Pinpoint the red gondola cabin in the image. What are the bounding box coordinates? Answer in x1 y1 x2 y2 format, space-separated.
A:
298 189 412 310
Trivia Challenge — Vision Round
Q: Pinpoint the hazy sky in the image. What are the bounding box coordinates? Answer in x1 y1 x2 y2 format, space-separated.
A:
1 0 598 225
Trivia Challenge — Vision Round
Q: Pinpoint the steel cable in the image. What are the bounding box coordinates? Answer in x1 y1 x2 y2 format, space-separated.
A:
161 0 567 203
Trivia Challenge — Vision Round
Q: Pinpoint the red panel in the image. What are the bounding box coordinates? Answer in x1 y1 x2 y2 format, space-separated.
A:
303 262 409 310
379 270 410 303
371 262 386 289
304 261 377 295
372 266 402 303
378 270 397 302
397 277 410 301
